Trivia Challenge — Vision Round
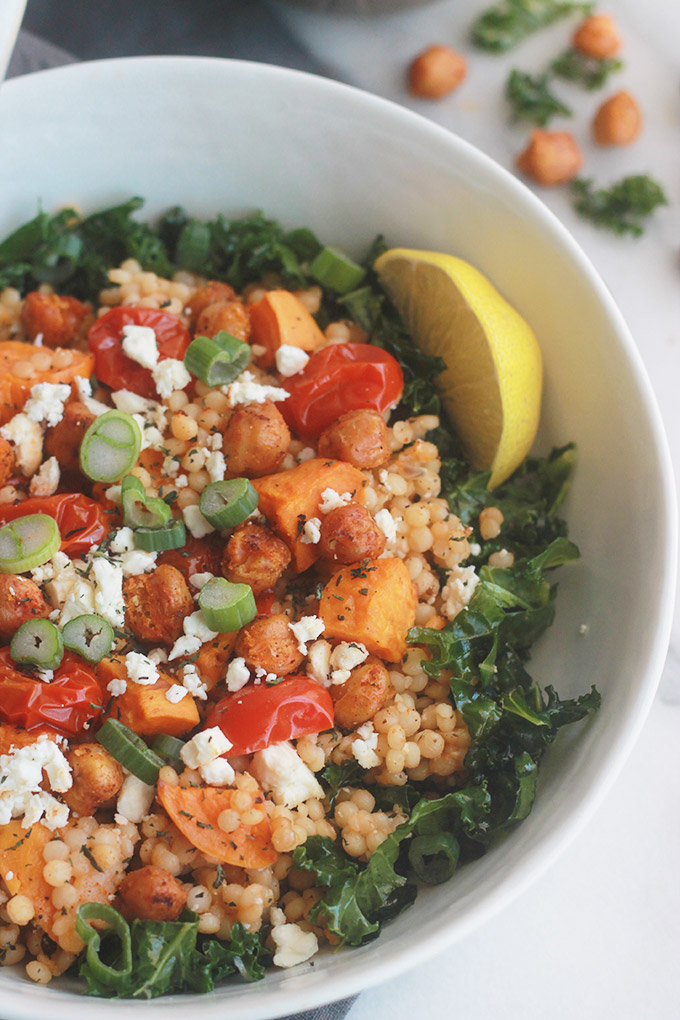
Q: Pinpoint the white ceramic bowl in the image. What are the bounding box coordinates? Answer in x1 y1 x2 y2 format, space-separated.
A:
0 57 675 1020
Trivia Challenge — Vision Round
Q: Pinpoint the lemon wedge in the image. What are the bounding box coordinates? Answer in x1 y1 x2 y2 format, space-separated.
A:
374 248 543 488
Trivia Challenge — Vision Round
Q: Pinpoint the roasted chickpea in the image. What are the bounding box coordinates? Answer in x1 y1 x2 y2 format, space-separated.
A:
63 744 124 817
222 523 291 594
407 45 467 100
593 91 642 146
194 300 250 343
222 400 290 478
123 564 194 645
516 130 583 186
235 613 304 676
20 292 90 349
118 865 188 922
0 438 15 487
0 576 50 643
573 13 622 59
317 409 390 469
44 401 98 475
188 281 237 329
319 504 386 564
332 658 394 730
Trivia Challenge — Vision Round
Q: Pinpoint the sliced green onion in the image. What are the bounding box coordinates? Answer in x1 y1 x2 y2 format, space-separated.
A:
10 618 64 670
309 245 366 294
62 613 114 664
199 478 258 529
0 513 60 574
76 903 132 987
121 473 171 530
175 219 212 272
151 734 186 769
408 832 460 885
135 518 186 551
184 330 250 386
198 576 256 632
80 409 142 482
96 718 164 785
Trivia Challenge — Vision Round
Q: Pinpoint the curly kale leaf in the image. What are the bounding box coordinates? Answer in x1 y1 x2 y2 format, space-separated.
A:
570 175 668 237
471 0 593 53
506 69 572 125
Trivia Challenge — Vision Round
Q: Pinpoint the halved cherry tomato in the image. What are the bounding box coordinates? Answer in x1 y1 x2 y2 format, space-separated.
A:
282 342 403 440
0 493 107 557
88 307 191 399
0 648 102 736
206 675 334 756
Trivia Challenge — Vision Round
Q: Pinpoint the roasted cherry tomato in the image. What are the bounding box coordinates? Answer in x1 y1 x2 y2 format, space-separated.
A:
254 590 276 617
88 306 192 399
0 648 103 736
157 532 223 585
206 675 334 756
0 493 107 557
282 342 403 440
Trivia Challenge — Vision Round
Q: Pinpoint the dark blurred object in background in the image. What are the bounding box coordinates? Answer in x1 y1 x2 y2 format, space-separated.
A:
276 0 435 12
22 0 329 72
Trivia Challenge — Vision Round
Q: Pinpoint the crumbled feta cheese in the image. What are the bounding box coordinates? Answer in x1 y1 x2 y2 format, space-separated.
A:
183 610 217 644
330 669 351 685
306 639 332 686
168 635 202 661
117 774 155 823
180 727 232 770
29 456 60 497
374 508 398 545
297 447 316 463
271 922 319 969
91 557 125 627
174 474 188 488
300 517 322 545
152 358 191 399
182 663 207 700
23 382 71 427
250 741 323 808
288 615 325 655
125 651 160 687
225 657 250 693
207 432 223 451
330 642 369 673
440 565 479 620
35 669 54 684
182 504 215 539
205 450 226 483
166 684 188 703
0 736 72 831
189 571 214 590
163 455 180 478
74 375 92 399
112 388 160 418
121 324 159 369
109 527 135 554
118 548 158 578
0 413 43 476
275 344 310 377
469 542 481 557
34 554 97 626
134 418 165 451
351 721 381 769
318 488 352 514
222 370 289 407
148 647 168 665
107 676 127 697
199 757 235 786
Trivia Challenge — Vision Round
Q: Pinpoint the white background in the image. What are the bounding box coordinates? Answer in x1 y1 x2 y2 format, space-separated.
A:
273 2 680 1018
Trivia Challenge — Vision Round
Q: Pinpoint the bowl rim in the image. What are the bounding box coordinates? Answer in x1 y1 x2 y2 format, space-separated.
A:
0 53 676 1019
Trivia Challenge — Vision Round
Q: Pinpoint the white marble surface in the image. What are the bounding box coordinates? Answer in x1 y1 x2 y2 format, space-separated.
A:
273 2 680 1017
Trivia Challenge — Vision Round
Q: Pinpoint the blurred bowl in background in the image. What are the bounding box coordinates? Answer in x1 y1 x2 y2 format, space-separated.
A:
276 0 437 15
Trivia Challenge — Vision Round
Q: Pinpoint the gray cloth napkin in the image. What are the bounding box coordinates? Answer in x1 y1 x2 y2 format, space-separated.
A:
5 18 355 1020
